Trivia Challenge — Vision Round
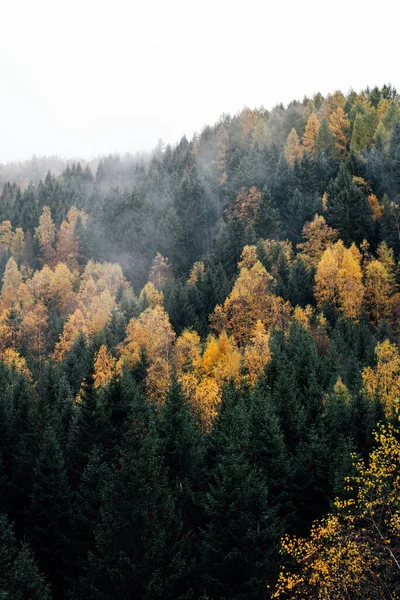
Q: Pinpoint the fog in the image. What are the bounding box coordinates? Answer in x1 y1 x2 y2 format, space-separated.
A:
0 0 398 162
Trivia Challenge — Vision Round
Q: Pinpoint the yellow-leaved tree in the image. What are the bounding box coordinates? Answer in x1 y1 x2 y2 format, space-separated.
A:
210 246 291 346
273 415 400 599
364 260 394 325
315 240 364 320
362 339 400 418
329 107 350 160
118 305 176 404
174 329 221 429
302 113 320 159
285 127 303 167
242 320 271 387
297 214 337 268
36 206 56 265
93 344 117 390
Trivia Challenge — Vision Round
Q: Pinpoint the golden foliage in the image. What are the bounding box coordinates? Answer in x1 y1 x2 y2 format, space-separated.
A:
293 305 313 329
210 248 291 346
321 191 328 212
202 331 241 386
81 260 125 298
251 115 269 148
174 330 221 429
364 260 394 325
237 245 258 269
2 257 22 299
368 194 384 220
285 127 303 167
0 221 13 249
36 206 56 263
362 339 400 418
1 348 31 378
55 207 87 269
315 241 364 320
93 344 116 390
191 377 221 430
297 214 337 268
303 113 320 158
336 244 364 320
273 416 400 599
20 301 48 359
119 306 176 403
139 281 164 308
243 321 271 387
187 261 205 285
145 358 172 406
10 228 25 261
53 308 89 362
232 187 262 223
173 329 202 373
324 90 346 117
329 107 350 159
120 305 176 367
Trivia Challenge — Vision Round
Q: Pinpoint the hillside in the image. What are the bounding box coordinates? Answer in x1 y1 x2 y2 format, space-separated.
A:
0 84 399 599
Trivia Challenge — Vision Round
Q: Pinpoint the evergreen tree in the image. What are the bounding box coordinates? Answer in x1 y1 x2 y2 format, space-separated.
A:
86 412 192 599
0 514 52 600
28 425 71 596
201 389 281 599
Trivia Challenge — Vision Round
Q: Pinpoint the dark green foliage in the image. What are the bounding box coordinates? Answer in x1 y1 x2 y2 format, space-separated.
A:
28 425 71 596
0 514 52 599
62 333 91 396
85 413 192 600
66 370 107 490
201 384 282 599
327 163 373 245
287 258 315 307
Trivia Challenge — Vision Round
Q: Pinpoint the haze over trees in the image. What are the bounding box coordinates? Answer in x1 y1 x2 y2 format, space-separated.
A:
0 84 399 598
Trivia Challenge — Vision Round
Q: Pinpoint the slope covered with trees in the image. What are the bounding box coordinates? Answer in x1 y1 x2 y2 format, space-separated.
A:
0 84 399 598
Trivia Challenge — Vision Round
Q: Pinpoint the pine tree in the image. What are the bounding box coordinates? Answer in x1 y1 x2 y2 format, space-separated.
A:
253 186 281 238
327 163 373 245
316 117 334 154
201 387 281 599
66 370 106 489
28 425 71 596
87 409 192 600
0 514 52 600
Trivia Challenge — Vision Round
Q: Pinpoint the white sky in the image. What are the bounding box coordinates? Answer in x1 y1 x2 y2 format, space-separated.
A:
0 0 398 162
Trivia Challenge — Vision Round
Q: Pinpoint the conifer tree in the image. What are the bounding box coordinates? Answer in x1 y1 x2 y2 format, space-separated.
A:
284 127 303 167
0 514 52 600
28 425 71 596
329 107 350 160
302 113 320 159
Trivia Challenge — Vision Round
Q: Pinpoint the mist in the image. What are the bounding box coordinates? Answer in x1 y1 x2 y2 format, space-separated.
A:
1 0 398 162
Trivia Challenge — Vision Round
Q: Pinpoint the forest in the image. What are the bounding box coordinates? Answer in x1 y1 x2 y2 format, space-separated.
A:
0 83 399 599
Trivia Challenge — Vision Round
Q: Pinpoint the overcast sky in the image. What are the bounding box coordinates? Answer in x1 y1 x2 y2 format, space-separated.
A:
0 0 398 162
